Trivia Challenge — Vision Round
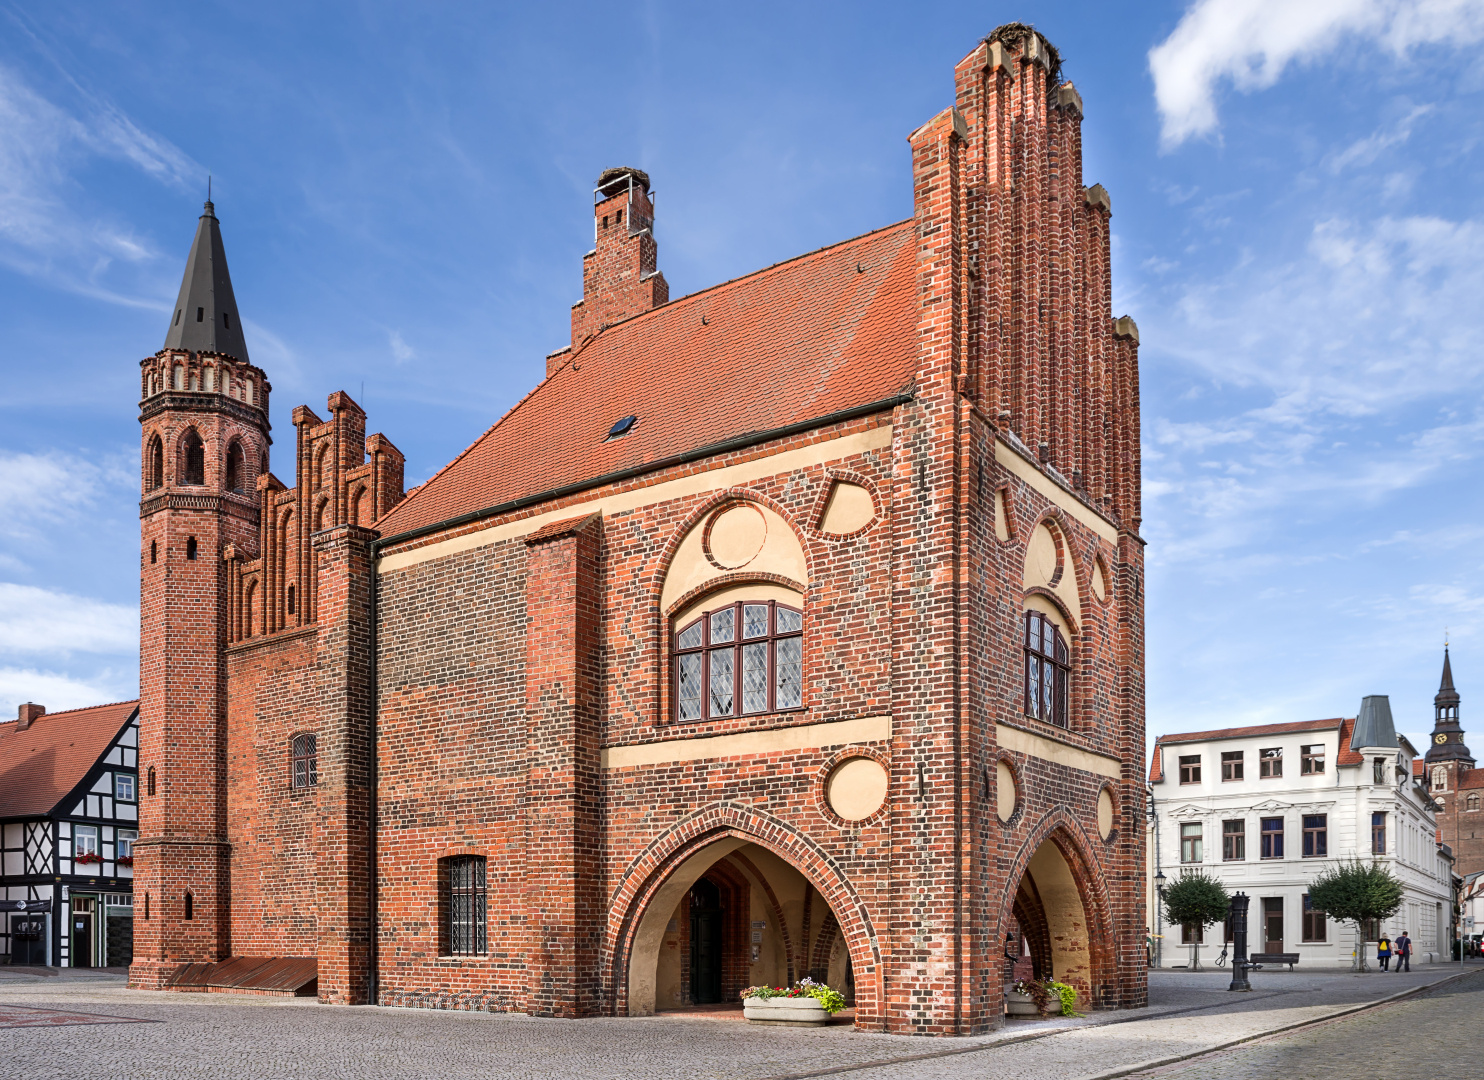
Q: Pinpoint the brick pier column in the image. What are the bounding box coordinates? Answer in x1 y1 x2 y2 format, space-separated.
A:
313 523 377 1003
522 513 603 1017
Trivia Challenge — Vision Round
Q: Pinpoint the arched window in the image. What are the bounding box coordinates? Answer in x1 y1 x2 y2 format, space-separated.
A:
1467 793 1480 812
184 892 193 921
225 441 245 494
146 435 164 491
1024 610 1069 727
314 443 330 491
150 540 157 564
147 766 156 796
1433 765 1448 792
673 599 802 721
291 733 318 788
181 430 205 486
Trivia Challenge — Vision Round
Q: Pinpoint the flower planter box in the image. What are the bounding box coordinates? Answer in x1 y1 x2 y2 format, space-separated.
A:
1005 990 1040 1017
743 995 830 1026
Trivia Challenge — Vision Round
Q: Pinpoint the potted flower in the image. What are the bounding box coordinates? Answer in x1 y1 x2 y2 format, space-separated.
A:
74 852 103 866
742 979 847 1026
117 855 134 868
1005 978 1082 1018
1005 979 1042 1017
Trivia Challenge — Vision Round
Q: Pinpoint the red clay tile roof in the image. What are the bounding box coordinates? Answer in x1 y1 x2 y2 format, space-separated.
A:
1157 717 1344 746
1337 717 1362 765
1461 766 1484 789
0 701 137 818
1413 759 1426 778
1148 741 1164 783
377 221 919 539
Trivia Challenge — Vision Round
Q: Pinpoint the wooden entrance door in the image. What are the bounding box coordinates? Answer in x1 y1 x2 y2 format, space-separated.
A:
689 878 722 1004
1262 897 1283 952
71 896 95 968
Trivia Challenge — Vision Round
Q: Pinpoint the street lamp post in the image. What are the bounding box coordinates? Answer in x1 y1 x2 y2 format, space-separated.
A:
1154 871 1167 970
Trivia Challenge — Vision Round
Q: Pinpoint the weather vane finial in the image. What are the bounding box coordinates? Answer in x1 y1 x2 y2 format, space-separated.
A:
208 174 212 202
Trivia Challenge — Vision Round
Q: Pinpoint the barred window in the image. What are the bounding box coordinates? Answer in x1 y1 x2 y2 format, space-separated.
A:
674 601 803 721
443 856 487 956
1024 611 1069 727
291 733 318 789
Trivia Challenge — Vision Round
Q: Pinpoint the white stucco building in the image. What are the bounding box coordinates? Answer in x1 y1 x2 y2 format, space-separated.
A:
1147 696 1453 967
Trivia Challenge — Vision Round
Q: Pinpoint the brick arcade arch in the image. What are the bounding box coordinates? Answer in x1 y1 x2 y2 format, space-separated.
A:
999 810 1118 1008
607 801 883 1028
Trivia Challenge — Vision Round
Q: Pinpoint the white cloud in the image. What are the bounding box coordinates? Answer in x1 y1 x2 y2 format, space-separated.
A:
0 448 134 536
1149 0 1484 148
0 583 137 656
0 664 135 717
388 329 416 364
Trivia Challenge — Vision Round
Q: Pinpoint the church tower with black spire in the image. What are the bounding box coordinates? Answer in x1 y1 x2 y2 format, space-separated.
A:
1424 646 1481 878
130 200 271 988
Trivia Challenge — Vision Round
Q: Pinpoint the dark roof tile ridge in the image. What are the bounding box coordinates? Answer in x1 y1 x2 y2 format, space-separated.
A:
372 328 611 533
376 217 913 536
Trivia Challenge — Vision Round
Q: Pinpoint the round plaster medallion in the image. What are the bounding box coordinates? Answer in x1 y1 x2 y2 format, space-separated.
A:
707 504 767 569
1028 524 1061 586
1097 788 1114 839
826 757 889 821
996 759 1017 822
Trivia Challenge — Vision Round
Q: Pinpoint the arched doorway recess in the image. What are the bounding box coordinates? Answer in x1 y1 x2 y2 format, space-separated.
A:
616 824 875 1021
1003 827 1115 1007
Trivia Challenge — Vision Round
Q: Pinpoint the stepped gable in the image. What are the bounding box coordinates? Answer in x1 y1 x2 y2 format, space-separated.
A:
0 700 139 817
376 221 918 538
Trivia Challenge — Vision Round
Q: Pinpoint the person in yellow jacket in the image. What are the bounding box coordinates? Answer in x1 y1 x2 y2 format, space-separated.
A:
1377 934 1392 971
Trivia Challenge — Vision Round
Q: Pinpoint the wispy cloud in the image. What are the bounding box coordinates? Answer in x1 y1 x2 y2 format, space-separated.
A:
0 59 197 301
1149 0 1484 148
388 329 416 364
0 448 134 538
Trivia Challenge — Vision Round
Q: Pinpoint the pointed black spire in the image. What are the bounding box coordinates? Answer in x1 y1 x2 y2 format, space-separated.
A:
1426 644 1473 765
163 200 249 362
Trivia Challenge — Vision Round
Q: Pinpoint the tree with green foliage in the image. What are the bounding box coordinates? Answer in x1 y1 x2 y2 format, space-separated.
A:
1162 870 1231 968
1307 859 1404 972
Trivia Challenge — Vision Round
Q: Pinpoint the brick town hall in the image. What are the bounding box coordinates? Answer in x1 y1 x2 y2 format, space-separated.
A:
128 26 1147 1033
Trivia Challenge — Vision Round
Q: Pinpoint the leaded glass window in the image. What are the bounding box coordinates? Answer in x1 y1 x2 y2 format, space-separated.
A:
1023 610 1069 727
673 600 804 721
291 733 318 789
443 855 487 956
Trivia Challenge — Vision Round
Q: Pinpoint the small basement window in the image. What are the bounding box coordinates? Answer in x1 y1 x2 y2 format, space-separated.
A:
606 415 637 440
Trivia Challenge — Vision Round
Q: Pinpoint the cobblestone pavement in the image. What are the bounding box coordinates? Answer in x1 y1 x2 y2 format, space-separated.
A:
1128 967 1484 1080
0 964 1477 1079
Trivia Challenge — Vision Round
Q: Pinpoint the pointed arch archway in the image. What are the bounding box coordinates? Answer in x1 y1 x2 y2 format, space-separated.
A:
999 807 1118 1008
607 801 883 1028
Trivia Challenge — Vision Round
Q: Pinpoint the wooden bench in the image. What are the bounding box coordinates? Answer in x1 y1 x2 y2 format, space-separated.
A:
1247 952 1300 970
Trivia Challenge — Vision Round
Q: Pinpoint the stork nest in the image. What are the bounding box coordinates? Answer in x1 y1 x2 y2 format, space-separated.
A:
986 22 1063 86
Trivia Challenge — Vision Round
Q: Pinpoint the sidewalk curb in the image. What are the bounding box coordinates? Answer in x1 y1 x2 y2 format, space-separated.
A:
1076 967 1480 1080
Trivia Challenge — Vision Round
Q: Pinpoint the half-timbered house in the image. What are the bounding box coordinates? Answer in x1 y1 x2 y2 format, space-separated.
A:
0 701 141 968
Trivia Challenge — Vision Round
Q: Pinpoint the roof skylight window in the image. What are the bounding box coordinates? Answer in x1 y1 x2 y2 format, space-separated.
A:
606 415 637 440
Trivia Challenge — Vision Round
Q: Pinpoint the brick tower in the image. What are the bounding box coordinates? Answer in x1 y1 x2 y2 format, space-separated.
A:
131 200 271 988
569 166 668 348
1425 647 1482 876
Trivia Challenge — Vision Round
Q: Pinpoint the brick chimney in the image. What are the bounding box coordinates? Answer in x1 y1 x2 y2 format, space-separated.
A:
17 702 44 731
570 167 669 350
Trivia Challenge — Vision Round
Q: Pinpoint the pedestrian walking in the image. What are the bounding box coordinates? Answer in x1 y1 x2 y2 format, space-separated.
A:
1377 934 1392 970
1395 930 1411 972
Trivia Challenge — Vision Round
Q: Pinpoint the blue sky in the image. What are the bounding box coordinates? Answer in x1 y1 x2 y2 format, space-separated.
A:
2 1 1482 755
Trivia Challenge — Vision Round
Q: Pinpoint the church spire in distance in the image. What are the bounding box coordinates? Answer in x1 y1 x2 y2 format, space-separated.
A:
163 198 250 362
1425 644 1473 765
